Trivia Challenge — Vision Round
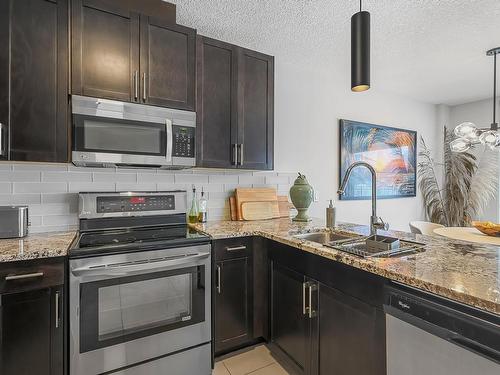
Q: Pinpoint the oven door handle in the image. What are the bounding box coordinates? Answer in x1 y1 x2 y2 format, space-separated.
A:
71 252 210 277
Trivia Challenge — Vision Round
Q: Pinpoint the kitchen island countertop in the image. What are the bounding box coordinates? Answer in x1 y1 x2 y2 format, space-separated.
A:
191 218 500 315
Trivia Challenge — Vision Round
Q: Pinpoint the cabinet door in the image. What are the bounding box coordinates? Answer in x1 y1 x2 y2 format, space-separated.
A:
270 262 311 375
0 287 63 375
141 16 196 110
316 283 386 375
215 257 253 354
237 48 274 170
0 0 68 162
72 0 140 102
196 36 238 168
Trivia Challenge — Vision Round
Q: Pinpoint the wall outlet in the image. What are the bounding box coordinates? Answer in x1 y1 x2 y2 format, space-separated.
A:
313 190 320 202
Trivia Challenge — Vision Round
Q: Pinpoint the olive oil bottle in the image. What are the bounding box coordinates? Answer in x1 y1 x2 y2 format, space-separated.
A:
188 186 199 223
198 187 207 223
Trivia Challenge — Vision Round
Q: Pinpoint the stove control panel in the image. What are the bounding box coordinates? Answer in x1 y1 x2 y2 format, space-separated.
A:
172 125 195 158
97 195 175 213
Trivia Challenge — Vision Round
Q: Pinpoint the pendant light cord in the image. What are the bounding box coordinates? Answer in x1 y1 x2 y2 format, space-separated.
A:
360 0 362 12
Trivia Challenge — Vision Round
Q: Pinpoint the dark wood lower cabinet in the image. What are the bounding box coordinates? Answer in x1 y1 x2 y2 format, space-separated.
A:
316 282 386 375
270 262 312 374
0 259 65 375
268 241 386 375
215 257 252 353
213 237 254 354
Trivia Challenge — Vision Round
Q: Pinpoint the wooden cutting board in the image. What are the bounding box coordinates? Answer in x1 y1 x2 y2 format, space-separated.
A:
241 201 280 220
278 195 291 218
235 188 279 220
229 196 237 221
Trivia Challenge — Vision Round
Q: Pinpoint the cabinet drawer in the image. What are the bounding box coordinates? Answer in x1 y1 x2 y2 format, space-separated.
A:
0 258 65 294
214 237 253 261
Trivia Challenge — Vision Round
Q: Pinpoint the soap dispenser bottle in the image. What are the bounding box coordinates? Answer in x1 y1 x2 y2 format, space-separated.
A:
326 199 336 228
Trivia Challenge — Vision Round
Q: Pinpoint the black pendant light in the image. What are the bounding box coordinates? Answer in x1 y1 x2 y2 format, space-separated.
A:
351 0 370 92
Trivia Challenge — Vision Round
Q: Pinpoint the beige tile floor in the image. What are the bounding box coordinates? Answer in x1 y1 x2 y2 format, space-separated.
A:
213 345 290 375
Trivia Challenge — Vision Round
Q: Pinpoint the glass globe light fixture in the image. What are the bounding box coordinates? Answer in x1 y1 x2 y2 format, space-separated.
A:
454 122 478 140
450 138 472 153
479 130 500 149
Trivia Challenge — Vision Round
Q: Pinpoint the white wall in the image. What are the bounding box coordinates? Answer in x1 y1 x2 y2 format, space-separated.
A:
449 97 500 222
274 61 440 231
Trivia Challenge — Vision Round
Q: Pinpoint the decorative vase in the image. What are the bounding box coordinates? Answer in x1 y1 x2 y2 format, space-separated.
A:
289 173 314 222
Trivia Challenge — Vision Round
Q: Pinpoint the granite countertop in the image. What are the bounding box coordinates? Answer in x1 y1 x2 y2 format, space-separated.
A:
0 231 77 263
191 218 500 315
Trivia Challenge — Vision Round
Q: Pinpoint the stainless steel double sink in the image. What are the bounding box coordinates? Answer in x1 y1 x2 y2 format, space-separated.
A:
293 231 425 258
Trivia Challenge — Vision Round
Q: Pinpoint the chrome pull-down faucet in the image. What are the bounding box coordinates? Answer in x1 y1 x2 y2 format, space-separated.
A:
337 161 389 235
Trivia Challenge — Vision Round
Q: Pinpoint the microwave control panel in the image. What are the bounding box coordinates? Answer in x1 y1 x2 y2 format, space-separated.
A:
97 195 175 213
172 125 195 158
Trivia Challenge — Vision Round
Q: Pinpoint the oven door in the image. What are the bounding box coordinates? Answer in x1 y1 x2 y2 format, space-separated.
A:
69 244 211 375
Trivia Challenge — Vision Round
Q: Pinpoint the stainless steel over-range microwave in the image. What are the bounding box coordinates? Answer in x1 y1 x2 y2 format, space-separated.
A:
71 95 196 169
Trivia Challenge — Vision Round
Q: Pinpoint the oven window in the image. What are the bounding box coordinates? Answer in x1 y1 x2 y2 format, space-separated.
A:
73 115 166 156
79 266 205 353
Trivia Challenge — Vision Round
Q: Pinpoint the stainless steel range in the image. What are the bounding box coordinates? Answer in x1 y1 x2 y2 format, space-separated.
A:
69 191 211 375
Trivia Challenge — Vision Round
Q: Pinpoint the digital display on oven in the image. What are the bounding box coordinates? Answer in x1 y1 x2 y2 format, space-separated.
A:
97 195 175 213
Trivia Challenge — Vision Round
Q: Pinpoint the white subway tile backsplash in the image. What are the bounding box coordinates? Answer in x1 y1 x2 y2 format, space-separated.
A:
174 174 209 184
0 183 12 194
209 175 239 184
69 182 115 193
94 172 136 183
43 171 92 182
115 182 157 192
0 193 41 205
238 175 266 185
0 171 41 182
14 182 67 194
0 162 295 231
137 173 175 183
43 214 79 226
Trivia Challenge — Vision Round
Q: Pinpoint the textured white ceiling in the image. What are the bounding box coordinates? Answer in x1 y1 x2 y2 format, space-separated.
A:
169 0 500 106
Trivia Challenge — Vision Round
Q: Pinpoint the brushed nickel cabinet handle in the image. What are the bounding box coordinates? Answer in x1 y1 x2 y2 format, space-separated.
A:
239 144 244 166
134 71 138 100
5 272 44 281
216 265 221 294
308 283 318 319
0 123 5 157
233 144 238 166
225 245 247 252
55 291 60 328
143 72 147 101
302 282 308 315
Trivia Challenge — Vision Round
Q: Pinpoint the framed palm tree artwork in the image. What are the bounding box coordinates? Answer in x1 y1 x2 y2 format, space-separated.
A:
339 119 417 200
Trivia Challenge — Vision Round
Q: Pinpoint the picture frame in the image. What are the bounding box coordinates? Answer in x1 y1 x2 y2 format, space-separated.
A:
339 119 417 200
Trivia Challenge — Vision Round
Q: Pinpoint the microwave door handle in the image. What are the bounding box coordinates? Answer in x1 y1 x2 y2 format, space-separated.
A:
166 119 173 162
71 252 210 277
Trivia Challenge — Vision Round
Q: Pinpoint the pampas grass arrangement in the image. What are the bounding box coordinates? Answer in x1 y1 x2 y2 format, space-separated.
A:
418 127 498 227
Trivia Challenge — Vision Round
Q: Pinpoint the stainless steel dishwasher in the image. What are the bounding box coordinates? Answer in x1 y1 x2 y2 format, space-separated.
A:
384 283 499 375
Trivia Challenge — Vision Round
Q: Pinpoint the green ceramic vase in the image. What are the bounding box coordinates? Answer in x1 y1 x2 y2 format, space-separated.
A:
289 173 314 222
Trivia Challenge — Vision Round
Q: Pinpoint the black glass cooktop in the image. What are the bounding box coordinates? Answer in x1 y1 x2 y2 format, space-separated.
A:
70 225 210 258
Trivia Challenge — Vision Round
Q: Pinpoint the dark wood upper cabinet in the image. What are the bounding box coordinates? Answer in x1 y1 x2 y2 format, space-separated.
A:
71 0 140 102
72 0 195 110
0 0 68 162
141 16 195 110
196 37 238 168
237 49 274 170
197 36 274 170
